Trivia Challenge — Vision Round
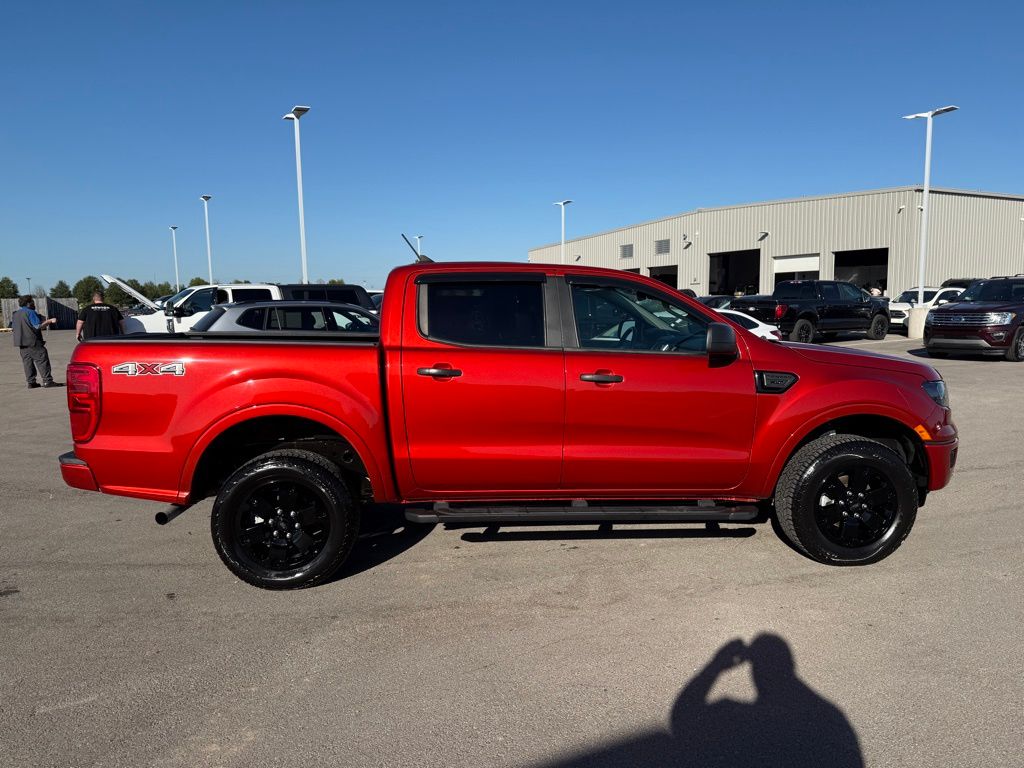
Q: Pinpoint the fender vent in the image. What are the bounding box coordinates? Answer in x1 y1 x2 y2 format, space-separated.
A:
756 370 798 394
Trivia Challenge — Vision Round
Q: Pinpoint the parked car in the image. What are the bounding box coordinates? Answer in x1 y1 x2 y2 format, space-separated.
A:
738 280 890 342
60 262 957 588
940 278 981 289
888 286 963 331
924 276 1024 360
717 309 783 341
699 295 734 310
277 284 376 314
187 301 379 335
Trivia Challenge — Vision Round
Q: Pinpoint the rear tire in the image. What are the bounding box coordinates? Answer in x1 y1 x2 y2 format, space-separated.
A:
866 314 889 340
211 449 359 589
789 318 816 343
1005 329 1024 362
774 435 917 565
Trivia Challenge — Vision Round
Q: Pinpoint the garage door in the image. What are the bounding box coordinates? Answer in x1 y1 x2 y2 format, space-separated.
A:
773 254 820 273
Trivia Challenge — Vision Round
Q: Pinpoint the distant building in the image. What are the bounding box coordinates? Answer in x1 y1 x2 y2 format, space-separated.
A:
528 187 1024 296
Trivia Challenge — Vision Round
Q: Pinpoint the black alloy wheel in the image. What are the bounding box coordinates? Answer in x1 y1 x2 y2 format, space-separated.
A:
790 318 815 344
813 465 898 548
774 434 918 565
867 314 889 340
212 449 359 589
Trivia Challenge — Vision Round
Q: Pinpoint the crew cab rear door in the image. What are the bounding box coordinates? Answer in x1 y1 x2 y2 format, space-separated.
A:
561 275 755 493
399 273 565 494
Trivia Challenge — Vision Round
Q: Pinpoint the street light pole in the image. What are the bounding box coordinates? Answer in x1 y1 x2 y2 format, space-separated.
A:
903 105 958 305
26 278 31 295
169 226 180 291
553 200 572 264
414 235 424 257
200 195 213 284
283 105 311 283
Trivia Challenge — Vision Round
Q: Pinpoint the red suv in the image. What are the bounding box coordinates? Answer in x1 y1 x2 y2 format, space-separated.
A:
924 276 1024 361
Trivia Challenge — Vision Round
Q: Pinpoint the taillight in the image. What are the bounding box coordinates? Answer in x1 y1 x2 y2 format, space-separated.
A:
774 304 788 321
67 363 101 442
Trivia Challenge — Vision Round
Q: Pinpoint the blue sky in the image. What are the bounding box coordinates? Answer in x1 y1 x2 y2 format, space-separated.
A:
1 1 1022 293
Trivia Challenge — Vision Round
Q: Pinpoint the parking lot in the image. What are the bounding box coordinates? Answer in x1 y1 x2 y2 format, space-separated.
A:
1 329 1021 768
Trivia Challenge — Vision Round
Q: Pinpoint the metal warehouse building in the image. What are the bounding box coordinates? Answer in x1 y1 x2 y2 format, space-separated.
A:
528 187 1024 297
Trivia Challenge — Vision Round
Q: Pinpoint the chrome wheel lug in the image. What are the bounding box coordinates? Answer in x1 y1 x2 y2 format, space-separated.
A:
286 532 292 540
272 530 280 538
290 510 298 518
293 522 300 529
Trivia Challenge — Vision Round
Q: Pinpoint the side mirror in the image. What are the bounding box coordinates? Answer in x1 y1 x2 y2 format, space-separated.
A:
172 305 189 317
937 299 949 305
706 322 738 363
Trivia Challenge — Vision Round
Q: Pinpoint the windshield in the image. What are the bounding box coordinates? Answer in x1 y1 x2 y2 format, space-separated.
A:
165 287 194 306
956 280 1024 303
897 290 937 303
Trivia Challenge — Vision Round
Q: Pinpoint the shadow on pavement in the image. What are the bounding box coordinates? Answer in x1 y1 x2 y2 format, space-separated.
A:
326 504 434 582
537 634 863 768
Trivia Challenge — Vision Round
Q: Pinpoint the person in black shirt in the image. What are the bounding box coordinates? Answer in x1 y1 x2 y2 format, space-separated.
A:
77 290 125 341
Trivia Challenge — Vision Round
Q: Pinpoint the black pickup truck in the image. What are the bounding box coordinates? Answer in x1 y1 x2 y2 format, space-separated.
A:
734 280 890 343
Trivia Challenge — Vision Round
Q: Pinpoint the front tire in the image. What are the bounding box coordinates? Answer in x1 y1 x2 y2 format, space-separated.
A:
866 314 889 340
211 449 359 589
774 435 917 565
1005 329 1024 362
789 318 816 343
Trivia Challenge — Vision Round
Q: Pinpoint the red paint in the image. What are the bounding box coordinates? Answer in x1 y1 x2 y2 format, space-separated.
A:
59 262 958 507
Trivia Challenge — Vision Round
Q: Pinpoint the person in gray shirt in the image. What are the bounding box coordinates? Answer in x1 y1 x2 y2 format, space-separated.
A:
11 295 61 389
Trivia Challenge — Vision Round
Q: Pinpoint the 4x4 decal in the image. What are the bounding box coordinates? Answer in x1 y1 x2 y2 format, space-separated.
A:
112 362 186 376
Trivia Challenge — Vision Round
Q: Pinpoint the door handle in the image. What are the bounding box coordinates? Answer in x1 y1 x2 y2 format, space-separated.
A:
580 372 624 384
417 366 463 379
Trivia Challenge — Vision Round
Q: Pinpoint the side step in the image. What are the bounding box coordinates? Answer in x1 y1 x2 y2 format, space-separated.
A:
405 500 760 525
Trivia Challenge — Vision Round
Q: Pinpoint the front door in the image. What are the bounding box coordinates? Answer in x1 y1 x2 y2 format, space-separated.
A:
562 277 756 494
401 275 565 494
838 282 872 330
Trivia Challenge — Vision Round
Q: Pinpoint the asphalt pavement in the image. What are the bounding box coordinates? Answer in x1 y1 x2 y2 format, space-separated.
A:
1 330 1021 767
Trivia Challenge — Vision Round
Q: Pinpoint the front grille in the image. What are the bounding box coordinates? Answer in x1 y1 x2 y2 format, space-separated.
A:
929 313 1004 326
890 310 906 318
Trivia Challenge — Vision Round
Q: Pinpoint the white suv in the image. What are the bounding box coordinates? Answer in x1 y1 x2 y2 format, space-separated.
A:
888 286 963 330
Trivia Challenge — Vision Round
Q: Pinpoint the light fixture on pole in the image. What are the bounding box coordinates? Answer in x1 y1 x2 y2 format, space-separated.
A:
168 226 180 291
199 195 213 284
903 105 958 306
553 200 573 264
283 105 311 283
414 235 424 257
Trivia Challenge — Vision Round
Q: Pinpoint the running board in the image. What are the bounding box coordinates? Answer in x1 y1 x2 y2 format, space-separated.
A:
405 501 759 525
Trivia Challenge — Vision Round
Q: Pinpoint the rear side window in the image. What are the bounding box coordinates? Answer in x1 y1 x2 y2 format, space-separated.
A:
820 283 840 303
838 283 864 301
232 288 273 302
424 282 544 347
774 282 818 301
237 307 267 329
268 307 328 331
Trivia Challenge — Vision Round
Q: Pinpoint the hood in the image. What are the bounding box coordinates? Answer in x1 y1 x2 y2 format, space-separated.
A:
932 300 1020 314
782 342 939 380
100 275 159 311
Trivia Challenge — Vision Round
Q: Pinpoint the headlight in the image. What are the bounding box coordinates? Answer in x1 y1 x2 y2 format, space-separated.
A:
922 380 949 408
989 312 1016 325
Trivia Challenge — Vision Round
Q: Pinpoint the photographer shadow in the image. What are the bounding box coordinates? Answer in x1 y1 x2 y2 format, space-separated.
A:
543 634 863 768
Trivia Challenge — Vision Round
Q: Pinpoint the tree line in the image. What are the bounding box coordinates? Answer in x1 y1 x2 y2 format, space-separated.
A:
0 275 347 308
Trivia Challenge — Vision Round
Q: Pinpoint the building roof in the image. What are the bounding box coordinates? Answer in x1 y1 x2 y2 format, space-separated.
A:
531 186 1024 250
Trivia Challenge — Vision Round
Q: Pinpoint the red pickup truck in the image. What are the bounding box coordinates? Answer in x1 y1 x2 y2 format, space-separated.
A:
59 262 958 589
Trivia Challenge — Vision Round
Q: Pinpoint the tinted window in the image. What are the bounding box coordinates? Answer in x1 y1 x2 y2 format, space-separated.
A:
897 290 938 303
572 283 707 353
324 287 363 304
425 282 544 347
237 307 268 329
838 283 864 301
820 283 840 303
774 282 817 301
957 280 1024 302
232 288 273 302
268 307 328 331
724 311 757 329
186 288 216 313
289 288 326 301
189 306 227 331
